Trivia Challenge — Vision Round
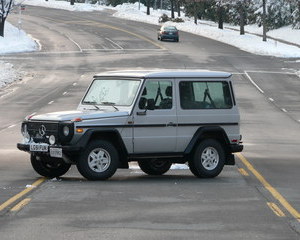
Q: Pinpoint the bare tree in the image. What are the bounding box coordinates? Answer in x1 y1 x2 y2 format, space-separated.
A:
0 0 14 37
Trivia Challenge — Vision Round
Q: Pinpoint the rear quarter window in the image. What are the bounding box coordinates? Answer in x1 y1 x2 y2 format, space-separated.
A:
179 81 233 109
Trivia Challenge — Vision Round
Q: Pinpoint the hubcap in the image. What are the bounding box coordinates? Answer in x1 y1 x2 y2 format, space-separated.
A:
201 147 219 170
88 148 111 173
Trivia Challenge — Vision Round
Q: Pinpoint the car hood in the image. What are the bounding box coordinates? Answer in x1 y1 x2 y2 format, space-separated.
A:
29 110 129 122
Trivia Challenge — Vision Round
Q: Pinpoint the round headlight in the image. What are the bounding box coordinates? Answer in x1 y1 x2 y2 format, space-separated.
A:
49 135 56 145
63 126 70 136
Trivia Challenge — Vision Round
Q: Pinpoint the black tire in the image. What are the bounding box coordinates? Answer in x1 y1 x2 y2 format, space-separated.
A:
76 140 119 180
138 159 172 175
189 139 225 178
31 154 71 178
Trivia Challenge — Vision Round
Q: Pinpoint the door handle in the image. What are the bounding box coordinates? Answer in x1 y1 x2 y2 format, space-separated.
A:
166 122 177 127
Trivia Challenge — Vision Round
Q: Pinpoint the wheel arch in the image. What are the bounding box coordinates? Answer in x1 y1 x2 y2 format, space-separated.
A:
77 129 129 168
184 126 230 156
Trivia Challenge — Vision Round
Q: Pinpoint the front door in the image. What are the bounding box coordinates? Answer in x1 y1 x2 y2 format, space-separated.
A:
133 79 177 153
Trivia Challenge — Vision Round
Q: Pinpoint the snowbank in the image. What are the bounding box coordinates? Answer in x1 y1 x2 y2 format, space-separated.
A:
0 22 37 54
112 3 300 58
21 0 105 12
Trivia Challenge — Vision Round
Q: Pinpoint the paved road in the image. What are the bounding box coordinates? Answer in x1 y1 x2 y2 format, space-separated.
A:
0 6 299 239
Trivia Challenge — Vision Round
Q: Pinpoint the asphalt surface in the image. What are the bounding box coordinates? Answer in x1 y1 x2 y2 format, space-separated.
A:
0 6 299 240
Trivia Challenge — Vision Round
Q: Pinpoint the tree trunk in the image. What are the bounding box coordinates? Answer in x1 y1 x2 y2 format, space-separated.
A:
0 18 5 37
177 1 181 17
262 0 267 41
171 0 175 18
70 0 75 5
239 3 245 35
193 2 197 24
147 0 150 15
218 6 224 29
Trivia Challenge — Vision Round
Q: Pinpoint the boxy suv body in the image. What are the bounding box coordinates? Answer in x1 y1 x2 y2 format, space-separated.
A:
17 70 243 180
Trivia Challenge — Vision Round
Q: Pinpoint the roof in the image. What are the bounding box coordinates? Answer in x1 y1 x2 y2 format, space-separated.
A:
94 70 232 79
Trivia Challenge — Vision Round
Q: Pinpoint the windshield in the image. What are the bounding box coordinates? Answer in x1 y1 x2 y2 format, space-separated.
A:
82 78 141 106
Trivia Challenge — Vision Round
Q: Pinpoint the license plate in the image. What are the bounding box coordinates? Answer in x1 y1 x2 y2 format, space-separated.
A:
30 144 48 152
50 148 62 158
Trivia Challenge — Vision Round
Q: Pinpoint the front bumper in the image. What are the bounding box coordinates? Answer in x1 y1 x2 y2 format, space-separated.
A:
17 143 81 156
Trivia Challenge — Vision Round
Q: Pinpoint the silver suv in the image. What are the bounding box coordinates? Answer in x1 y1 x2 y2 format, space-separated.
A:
17 70 243 180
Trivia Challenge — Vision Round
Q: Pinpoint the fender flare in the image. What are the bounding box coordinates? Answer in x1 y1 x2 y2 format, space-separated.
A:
184 126 230 155
75 128 129 168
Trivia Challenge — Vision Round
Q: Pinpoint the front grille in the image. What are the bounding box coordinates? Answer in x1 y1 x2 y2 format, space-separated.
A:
27 121 59 143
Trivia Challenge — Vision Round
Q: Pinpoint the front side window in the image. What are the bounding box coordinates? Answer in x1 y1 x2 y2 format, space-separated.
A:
179 81 233 109
83 79 141 106
139 80 173 110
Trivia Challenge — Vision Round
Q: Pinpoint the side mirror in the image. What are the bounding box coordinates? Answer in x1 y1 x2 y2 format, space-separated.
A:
146 99 155 110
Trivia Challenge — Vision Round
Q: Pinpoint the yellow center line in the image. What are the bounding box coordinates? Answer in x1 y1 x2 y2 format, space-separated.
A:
238 167 249 176
236 153 300 222
267 202 286 217
0 177 46 212
10 198 32 212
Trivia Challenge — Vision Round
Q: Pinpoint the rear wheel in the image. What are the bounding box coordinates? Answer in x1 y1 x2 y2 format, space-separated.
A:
77 140 119 180
138 159 172 175
189 139 225 178
31 154 71 178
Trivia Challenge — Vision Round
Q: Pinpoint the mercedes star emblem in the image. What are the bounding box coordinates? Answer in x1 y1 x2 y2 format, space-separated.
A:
39 125 46 137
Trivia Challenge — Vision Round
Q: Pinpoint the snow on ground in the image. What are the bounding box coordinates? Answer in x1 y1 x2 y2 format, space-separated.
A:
112 2 300 58
1 0 299 88
0 21 37 55
129 163 189 170
19 0 105 12
0 22 37 88
0 61 18 88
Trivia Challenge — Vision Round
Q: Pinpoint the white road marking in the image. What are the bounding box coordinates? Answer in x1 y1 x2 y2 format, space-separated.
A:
246 70 296 75
244 71 264 94
73 83 77 86
269 98 274 102
63 92 67 95
105 38 124 50
48 101 54 105
8 124 16 128
282 108 287 113
67 36 83 52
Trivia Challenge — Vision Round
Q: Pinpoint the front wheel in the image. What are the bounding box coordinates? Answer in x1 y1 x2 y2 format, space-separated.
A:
138 159 172 175
76 140 119 180
189 139 225 178
31 154 71 178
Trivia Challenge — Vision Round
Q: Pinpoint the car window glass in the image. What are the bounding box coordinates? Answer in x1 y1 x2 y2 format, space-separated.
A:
138 80 173 110
83 79 140 106
179 81 233 109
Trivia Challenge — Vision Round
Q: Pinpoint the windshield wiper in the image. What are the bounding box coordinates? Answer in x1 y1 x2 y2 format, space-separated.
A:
100 102 119 111
82 101 101 110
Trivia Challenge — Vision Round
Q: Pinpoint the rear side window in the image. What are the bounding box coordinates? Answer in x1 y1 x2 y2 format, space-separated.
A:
179 81 233 109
